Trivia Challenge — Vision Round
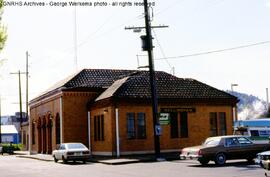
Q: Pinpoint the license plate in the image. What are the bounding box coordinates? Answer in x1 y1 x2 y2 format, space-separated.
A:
75 152 82 156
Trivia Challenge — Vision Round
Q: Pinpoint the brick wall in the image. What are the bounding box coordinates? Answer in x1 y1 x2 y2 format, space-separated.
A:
90 101 234 155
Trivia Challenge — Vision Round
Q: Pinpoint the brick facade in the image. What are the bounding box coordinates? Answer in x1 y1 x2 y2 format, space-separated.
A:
89 101 234 156
28 69 237 155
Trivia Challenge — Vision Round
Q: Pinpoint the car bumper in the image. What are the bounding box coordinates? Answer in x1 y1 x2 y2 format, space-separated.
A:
66 155 91 161
180 154 202 160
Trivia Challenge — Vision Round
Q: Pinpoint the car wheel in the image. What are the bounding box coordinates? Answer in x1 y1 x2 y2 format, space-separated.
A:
247 157 254 164
198 158 210 166
215 153 226 165
62 156 67 164
53 156 58 163
82 160 86 164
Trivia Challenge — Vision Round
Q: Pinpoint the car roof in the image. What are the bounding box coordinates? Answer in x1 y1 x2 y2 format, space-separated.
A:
208 135 246 139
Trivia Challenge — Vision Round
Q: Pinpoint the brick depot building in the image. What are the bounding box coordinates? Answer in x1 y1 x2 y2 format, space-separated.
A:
29 69 238 156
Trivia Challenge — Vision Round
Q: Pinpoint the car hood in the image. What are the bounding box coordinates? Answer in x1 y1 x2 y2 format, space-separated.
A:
258 150 270 156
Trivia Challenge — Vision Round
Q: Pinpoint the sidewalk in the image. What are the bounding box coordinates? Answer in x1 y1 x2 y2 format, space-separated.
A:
14 151 180 165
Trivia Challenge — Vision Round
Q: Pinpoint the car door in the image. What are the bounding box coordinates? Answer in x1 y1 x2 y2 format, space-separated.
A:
237 137 256 158
224 137 242 159
55 144 66 159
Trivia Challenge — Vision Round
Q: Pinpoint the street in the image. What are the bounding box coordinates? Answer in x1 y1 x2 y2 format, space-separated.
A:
0 155 266 177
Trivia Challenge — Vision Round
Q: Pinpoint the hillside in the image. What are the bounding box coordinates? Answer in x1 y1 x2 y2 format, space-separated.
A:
226 91 269 120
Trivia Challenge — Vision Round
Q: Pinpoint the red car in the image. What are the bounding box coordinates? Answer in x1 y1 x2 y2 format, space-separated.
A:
180 135 270 165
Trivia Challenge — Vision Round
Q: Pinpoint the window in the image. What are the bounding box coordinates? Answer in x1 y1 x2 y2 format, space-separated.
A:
127 113 135 139
94 115 105 141
126 112 147 139
180 112 188 138
137 113 146 139
225 137 239 147
32 122 35 145
219 112 226 135
237 137 252 145
170 112 179 138
210 112 218 136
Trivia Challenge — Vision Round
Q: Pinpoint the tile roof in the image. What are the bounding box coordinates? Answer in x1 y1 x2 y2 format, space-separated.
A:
63 69 137 89
95 70 237 101
31 69 237 103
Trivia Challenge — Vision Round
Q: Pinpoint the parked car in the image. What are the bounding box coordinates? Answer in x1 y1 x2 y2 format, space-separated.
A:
256 151 270 177
52 143 90 164
180 135 270 166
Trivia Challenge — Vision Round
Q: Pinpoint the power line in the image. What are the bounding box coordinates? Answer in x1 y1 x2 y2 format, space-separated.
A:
155 40 270 60
152 29 175 75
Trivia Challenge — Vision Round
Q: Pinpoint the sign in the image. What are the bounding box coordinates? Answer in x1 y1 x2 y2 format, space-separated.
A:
159 113 170 125
155 125 162 136
160 107 196 113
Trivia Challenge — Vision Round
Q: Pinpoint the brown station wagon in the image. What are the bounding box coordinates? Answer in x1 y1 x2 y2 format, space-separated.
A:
180 135 270 165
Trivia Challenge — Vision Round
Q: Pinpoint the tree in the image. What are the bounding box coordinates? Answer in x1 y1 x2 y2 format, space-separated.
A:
0 0 7 53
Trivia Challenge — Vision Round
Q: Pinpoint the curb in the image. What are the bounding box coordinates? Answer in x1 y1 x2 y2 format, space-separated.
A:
16 155 54 162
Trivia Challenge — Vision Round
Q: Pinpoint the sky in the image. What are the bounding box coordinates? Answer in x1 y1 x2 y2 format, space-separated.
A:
1 0 270 115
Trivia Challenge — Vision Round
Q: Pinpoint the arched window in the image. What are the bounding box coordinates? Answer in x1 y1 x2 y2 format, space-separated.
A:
55 113 60 144
32 122 35 145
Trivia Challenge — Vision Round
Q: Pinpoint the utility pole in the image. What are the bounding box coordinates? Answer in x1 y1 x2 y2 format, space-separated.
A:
125 0 168 159
26 51 29 120
10 70 26 131
266 88 269 114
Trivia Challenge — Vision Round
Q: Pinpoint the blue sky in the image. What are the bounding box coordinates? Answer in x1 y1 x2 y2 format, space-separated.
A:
1 0 270 115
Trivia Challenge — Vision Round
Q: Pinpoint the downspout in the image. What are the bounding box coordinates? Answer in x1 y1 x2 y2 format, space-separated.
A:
115 108 120 157
60 96 63 143
88 111 91 154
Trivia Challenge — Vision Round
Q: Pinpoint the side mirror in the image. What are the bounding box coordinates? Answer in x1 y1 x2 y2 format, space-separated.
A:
56 144 60 150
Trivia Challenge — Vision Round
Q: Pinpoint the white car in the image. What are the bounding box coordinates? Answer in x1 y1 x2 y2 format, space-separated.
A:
52 143 90 163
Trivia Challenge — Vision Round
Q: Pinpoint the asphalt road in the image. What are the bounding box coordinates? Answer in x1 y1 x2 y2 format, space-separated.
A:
0 155 266 177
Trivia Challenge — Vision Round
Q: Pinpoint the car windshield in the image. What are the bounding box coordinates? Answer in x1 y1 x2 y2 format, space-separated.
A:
67 143 86 149
203 137 221 146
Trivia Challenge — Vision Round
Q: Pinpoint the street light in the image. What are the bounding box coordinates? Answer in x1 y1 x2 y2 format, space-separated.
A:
231 84 238 122
231 84 238 92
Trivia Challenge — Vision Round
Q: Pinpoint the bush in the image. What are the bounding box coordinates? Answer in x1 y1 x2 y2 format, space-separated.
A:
0 143 22 152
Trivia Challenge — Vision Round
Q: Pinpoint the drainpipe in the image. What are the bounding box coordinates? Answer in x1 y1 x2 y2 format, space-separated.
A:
60 97 63 143
88 111 91 154
115 108 120 157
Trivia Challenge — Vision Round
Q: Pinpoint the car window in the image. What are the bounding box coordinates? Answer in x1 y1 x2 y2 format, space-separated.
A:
237 137 252 145
225 137 240 147
59 145 66 150
67 143 86 149
203 138 221 146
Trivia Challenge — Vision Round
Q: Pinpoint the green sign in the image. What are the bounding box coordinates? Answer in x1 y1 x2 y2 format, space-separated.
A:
159 113 170 125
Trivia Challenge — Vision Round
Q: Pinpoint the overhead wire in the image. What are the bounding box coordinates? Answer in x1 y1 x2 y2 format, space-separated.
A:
152 29 174 74
155 40 270 60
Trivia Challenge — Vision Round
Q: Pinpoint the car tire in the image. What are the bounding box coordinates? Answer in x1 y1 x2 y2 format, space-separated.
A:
198 158 210 166
246 158 254 164
53 156 58 163
62 156 67 164
215 153 226 165
82 160 86 164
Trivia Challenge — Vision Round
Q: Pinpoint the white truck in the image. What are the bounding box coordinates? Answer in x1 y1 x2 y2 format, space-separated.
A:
234 118 270 144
